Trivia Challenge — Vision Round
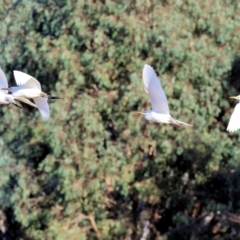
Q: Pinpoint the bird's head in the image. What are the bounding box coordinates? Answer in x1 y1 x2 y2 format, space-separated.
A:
229 95 240 101
136 110 152 121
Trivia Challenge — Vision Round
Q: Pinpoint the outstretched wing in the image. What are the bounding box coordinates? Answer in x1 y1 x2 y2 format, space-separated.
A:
142 64 170 114
227 103 240 132
13 71 41 90
0 68 9 93
33 97 50 121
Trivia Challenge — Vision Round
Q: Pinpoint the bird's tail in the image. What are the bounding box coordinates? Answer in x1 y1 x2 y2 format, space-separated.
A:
12 102 23 108
170 118 193 128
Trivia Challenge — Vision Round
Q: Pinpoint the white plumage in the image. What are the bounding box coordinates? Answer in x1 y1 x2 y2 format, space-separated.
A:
227 98 240 132
0 68 9 93
142 64 170 114
138 64 193 128
33 97 50 122
13 70 41 89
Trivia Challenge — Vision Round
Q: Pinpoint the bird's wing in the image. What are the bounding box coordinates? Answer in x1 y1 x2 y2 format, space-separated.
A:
0 68 9 93
13 71 41 90
227 103 240 132
33 97 50 121
142 64 170 114
14 97 37 108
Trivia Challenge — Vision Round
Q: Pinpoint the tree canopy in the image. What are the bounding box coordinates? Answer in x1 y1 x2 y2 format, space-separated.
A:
1 0 240 239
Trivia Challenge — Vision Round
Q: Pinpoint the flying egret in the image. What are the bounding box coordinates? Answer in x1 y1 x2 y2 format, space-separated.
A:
137 64 193 128
2 71 59 121
227 96 240 132
0 68 37 108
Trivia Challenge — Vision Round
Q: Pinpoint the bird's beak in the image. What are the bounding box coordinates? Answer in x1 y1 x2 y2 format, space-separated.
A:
135 111 145 115
229 96 238 99
2 88 11 91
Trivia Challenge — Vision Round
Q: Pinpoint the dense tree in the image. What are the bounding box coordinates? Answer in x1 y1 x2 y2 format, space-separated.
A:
0 0 240 239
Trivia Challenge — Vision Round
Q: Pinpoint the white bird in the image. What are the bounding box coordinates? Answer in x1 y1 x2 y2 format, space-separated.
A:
227 96 240 132
137 64 193 128
0 68 37 109
3 71 59 121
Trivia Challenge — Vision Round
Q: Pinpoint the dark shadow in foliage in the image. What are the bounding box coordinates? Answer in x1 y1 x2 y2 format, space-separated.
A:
226 57 240 91
24 142 52 169
161 170 240 240
167 214 236 240
0 208 29 240
43 175 59 195
195 170 240 212
167 225 194 240
153 147 211 236
105 121 119 142
105 188 131 219
166 215 218 240
170 148 213 177
197 172 231 205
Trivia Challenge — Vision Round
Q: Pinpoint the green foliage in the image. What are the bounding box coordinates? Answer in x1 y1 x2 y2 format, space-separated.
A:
0 0 240 239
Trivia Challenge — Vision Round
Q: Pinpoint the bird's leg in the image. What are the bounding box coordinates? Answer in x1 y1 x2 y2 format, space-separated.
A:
12 102 23 108
135 111 145 115
170 119 185 129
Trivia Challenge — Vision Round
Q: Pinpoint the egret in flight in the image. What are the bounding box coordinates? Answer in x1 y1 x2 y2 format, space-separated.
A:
137 64 193 128
227 96 240 132
0 68 37 108
3 71 59 121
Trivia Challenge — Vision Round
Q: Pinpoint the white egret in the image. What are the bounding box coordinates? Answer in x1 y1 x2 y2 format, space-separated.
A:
0 68 37 108
3 71 59 121
227 96 240 132
137 64 193 128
